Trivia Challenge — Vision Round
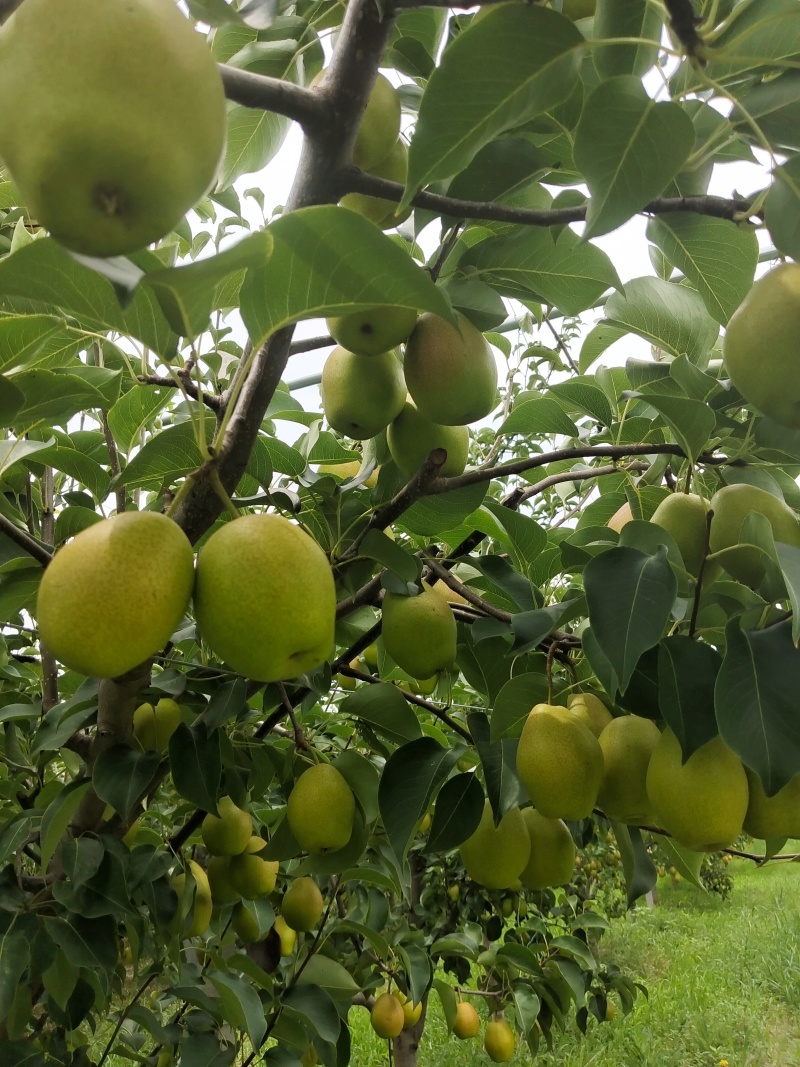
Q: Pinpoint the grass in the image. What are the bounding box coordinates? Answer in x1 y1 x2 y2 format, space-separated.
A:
350 854 800 1066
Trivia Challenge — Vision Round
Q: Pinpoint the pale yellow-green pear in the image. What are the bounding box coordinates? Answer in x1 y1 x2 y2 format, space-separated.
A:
371 993 405 1039
597 715 661 824
273 915 297 956
316 461 379 488
709 483 800 587
453 1001 480 1039
381 583 457 679
0 0 225 257
519 808 575 890
201 796 253 857
281 877 324 932
133 698 184 754
321 346 406 440
607 501 633 533
194 514 336 683
228 837 279 899
387 403 470 478
37 512 194 679
516 704 604 820
171 859 213 938
404 312 497 425
287 764 356 854
340 138 410 229
567 692 612 738
650 492 710 579
352 74 401 170
458 801 531 889
326 305 417 357
231 901 265 943
484 1017 515 1063
743 769 800 840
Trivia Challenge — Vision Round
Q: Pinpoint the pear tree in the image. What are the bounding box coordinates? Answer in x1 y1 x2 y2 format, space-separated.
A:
2 0 800 1066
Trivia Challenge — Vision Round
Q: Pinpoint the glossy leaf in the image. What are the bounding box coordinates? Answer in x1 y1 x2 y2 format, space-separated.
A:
425 771 484 851
378 737 459 861
657 636 721 759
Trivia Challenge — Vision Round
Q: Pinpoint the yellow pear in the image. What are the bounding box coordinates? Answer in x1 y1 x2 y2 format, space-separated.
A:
404 313 498 426
458 801 531 889
231 901 264 943
381 582 457 679
387 402 470 478
171 859 212 938
519 808 575 890
402 999 423 1028
317 461 379 488
321 346 406 440
567 692 612 738
287 764 356 854
352 74 401 171
709 483 800 587
597 715 662 824
516 704 604 820
37 511 194 679
453 1001 480 1039
0 0 225 257
607 501 633 532
194 514 335 683
650 493 710 579
723 263 800 429
201 795 253 857
646 729 749 851
281 877 324 932
341 138 411 229
132 697 184 753
743 769 800 839
327 305 417 357
206 855 240 905
371 993 405 1039
433 578 470 606
228 836 279 899
484 1017 515 1063
274 915 297 956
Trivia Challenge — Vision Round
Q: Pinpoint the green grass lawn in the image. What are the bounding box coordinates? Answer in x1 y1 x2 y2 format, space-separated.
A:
351 854 800 1066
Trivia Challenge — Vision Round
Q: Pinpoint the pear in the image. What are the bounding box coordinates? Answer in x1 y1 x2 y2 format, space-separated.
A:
37 511 194 679
287 764 356 854
381 583 457 679
743 769 800 840
206 855 240 906
402 999 423 1029
201 796 253 857
352 74 402 171
563 0 596 16
403 312 497 426
650 493 710 579
458 801 531 890
567 692 612 738
371 993 405 1039
133 698 184 753
607 501 633 533
281 877 324 932
597 715 662 824
321 346 406 440
484 1017 515 1063
519 808 575 890
0 0 225 257
316 460 378 488
327 305 417 357
228 836 279 899
341 138 411 229
231 901 264 943
646 729 749 851
516 704 604 820
723 263 800 429
274 915 297 956
387 402 470 478
453 1001 480 1039
170 859 213 938
194 514 335 683
709 483 800 587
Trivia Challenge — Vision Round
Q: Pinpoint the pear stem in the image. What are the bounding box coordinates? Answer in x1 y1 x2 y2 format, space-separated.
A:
208 467 241 521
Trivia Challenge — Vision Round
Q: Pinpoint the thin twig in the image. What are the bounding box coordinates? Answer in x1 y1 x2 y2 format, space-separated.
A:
424 559 512 623
337 664 472 741
137 375 222 413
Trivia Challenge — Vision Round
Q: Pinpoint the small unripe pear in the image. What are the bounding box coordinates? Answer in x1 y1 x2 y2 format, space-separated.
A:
228 837 279 899
321 346 406 440
133 698 184 753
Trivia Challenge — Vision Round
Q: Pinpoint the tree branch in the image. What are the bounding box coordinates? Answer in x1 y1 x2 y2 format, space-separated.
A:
517 461 649 504
424 559 512 623
137 375 222 413
338 664 472 741
289 334 335 356
0 512 52 567
219 65 327 129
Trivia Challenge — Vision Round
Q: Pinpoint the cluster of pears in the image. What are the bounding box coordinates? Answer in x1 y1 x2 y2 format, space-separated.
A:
369 990 422 1040
0 0 225 257
37 510 336 684
321 303 497 484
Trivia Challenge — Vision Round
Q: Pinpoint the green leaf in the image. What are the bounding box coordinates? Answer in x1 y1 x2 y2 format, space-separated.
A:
461 226 620 316
219 105 290 189
574 77 694 239
339 683 423 744
39 779 92 872
240 206 454 347
0 931 29 1023
208 971 267 1049
491 672 550 741
550 935 596 971
23 442 110 501
283 985 341 1046
406 5 583 195
202 678 248 731
378 737 459 861
294 955 360 1000
107 385 172 455
425 772 484 851
603 276 719 362
434 978 458 1032
765 155 800 261
584 546 677 695
593 0 663 78
0 314 63 374
115 416 213 489
469 712 523 818
613 822 657 908
658 637 721 759
498 394 577 437
548 378 614 426
646 214 759 325
168 722 222 814
359 529 420 584
4 367 122 430
92 746 161 822
400 482 488 537
44 914 118 973
775 542 800 646
660 838 706 891
53 506 103 544
716 619 800 795
630 392 715 464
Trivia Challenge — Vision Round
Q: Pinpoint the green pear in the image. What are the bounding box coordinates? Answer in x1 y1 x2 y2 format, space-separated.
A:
723 263 800 428
597 715 662 824
563 0 596 17
287 764 356 854
516 704 604 820
459 801 531 889
326 305 417 357
231 901 265 943
743 769 800 840
381 583 457 679
404 312 498 425
171 859 213 939
709 483 800 587
194 514 335 683
341 138 410 229
567 692 612 738
228 836 279 899
37 511 194 679
387 402 470 478
281 876 324 931
650 493 710 579
321 346 406 440
133 698 184 753
206 855 240 905
352 73 401 171
201 796 253 857
316 461 379 488
519 808 575 890
273 915 297 956
0 0 225 257
646 729 748 851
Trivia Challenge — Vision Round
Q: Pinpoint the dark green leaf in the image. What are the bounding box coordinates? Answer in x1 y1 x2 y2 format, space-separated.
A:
92 746 161 822
491 671 550 741
658 636 721 759
425 772 484 851
378 737 459 861
340 683 423 744
168 722 222 814
469 712 523 818
613 822 657 908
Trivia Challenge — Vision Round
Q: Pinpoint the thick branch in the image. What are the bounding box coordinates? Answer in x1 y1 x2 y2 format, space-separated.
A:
289 334 335 356
219 65 327 129
0 512 52 566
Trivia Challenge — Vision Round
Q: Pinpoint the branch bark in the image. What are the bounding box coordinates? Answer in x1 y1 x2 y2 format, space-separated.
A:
220 65 327 129
0 512 52 566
